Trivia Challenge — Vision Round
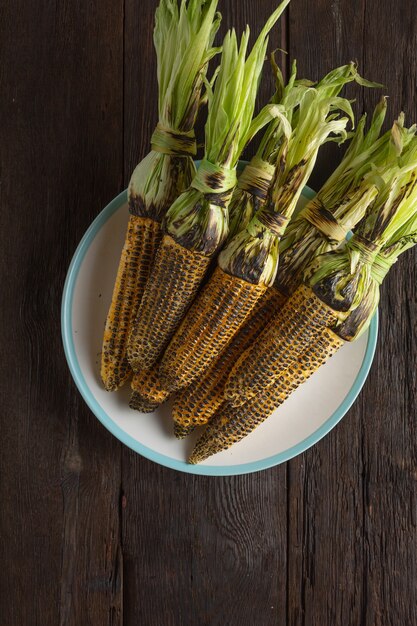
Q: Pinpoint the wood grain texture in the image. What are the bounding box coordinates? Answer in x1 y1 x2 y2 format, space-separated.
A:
360 6 417 624
1 0 416 624
288 2 417 625
287 3 367 625
0 0 123 624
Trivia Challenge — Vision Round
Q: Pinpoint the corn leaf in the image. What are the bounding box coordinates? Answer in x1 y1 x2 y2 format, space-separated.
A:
204 0 291 167
154 0 221 131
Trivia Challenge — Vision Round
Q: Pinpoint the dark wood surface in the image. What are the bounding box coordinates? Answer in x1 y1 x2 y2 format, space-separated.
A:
1 1 416 624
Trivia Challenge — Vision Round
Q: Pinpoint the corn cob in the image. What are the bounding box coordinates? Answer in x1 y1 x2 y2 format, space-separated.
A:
161 78 356 392
189 326 344 464
129 235 213 371
128 2 291 372
227 283 343 407
101 0 220 391
226 135 417 407
163 264 269 387
102 217 162 390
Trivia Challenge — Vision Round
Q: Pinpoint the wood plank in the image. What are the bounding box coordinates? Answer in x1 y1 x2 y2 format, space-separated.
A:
288 1 417 624
121 464 288 625
122 2 289 624
0 1 124 623
361 2 417 623
287 1 368 624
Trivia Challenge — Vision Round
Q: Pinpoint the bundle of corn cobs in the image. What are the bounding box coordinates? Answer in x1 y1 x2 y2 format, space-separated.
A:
101 0 417 464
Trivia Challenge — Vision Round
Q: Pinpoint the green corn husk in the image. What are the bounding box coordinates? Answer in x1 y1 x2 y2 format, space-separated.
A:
373 211 417 279
128 0 221 220
165 0 291 256
275 101 411 296
336 206 417 341
227 61 382 243
226 59 309 240
218 83 355 288
309 135 417 341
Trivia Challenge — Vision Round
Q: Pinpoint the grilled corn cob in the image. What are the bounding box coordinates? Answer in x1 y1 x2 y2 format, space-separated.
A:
128 2 291 372
101 0 220 390
160 78 356 392
226 58 312 240
102 217 162 390
226 135 417 407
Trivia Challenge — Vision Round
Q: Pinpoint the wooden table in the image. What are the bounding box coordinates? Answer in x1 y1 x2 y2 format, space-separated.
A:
1 1 416 624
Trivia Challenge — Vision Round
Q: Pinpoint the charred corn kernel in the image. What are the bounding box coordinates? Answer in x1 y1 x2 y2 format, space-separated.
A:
172 287 286 437
127 235 211 371
189 327 344 463
131 368 170 406
174 422 197 439
129 392 160 414
160 266 268 393
101 217 163 391
225 284 339 407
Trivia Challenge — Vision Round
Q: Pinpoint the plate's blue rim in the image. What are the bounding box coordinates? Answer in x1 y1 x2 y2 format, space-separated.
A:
61 186 378 477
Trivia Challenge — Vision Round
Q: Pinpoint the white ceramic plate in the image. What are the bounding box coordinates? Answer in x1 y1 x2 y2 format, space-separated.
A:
62 188 378 476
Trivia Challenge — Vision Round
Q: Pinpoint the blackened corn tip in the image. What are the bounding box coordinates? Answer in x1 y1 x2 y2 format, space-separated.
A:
188 443 215 465
188 451 204 465
129 392 160 414
103 380 118 393
173 421 196 440
131 368 171 405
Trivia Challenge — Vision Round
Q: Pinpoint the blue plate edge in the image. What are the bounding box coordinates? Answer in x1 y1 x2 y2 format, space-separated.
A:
61 187 379 477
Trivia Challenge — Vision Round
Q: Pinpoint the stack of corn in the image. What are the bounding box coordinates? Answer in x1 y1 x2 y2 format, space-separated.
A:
100 0 417 467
